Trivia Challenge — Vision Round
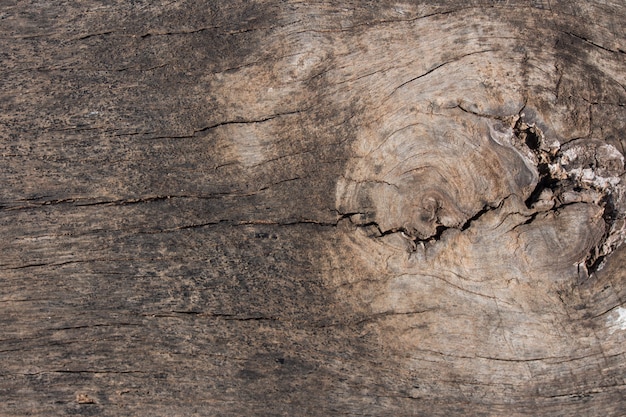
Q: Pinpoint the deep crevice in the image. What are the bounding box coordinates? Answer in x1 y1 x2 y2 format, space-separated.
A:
460 202 500 231
523 163 560 208
513 117 559 209
343 205 498 251
513 113 624 275
343 112 624 268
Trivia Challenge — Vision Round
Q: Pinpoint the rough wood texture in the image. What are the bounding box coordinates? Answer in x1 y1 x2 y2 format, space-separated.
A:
1 1 625 415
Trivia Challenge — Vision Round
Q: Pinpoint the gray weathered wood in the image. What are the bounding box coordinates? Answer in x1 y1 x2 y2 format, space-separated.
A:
1 1 625 415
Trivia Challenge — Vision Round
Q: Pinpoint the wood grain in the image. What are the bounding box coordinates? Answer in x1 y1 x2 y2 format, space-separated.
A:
1 1 625 415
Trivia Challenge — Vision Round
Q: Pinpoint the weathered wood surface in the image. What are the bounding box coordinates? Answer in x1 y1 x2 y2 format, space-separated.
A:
1 1 625 415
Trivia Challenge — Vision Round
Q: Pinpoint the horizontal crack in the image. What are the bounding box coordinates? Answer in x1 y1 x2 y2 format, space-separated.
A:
51 323 141 331
340 200 504 251
1 194 243 211
560 30 621 54
387 49 495 98
40 369 145 375
543 383 626 399
74 31 114 41
145 109 307 140
144 311 278 321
